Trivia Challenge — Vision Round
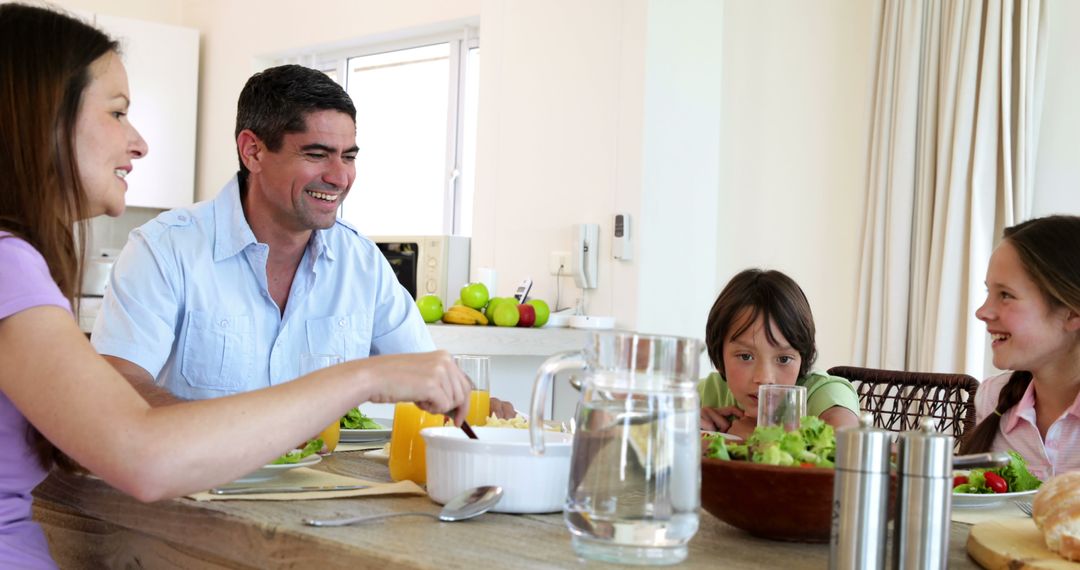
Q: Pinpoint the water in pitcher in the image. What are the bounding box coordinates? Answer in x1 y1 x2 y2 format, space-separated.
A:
564 387 700 565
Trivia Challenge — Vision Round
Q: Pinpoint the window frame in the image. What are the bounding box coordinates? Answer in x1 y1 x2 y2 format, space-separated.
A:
304 29 480 236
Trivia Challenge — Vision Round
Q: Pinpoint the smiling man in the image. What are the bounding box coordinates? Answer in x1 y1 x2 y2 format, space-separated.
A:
89 66 450 404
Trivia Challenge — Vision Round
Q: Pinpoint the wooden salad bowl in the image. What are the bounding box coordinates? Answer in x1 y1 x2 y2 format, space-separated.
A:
701 457 839 542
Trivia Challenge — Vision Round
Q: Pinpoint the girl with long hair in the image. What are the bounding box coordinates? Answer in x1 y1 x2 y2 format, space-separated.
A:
959 215 1080 480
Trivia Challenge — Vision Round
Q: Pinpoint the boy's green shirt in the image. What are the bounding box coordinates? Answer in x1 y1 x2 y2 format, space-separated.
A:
697 370 860 417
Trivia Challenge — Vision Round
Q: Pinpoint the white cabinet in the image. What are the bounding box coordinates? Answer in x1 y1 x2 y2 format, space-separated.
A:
94 14 199 210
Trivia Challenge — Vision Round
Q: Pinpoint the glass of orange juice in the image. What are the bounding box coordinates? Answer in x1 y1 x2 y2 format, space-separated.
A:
300 353 344 453
388 402 444 484
454 354 491 426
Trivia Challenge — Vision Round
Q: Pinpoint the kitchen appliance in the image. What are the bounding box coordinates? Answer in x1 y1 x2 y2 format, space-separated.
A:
77 253 117 334
370 235 469 301
81 256 115 296
529 331 702 565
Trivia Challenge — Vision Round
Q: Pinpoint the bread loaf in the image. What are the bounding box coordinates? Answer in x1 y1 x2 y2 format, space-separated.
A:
1032 472 1080 561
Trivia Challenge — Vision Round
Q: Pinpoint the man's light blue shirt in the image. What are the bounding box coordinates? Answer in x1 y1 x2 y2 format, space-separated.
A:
91 176 435 400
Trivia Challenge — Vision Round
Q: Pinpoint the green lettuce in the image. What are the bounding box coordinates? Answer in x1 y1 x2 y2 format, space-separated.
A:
272 438 323 465
704 415 836 468
340 408 383 430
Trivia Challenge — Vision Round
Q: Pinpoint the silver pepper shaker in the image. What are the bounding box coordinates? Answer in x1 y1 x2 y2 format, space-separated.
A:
830 413 891 570
893 417 953 570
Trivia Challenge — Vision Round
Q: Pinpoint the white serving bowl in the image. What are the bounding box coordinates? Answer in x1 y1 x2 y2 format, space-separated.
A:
421 426 572 514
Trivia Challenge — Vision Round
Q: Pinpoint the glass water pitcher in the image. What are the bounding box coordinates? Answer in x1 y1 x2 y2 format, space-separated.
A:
529 331 703 565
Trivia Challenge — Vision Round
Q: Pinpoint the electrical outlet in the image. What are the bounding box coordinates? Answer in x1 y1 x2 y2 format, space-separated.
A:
549 251 571 276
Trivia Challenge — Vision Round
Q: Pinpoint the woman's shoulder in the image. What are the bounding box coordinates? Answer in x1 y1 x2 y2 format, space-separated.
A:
0 233 68 315
0 234 48 270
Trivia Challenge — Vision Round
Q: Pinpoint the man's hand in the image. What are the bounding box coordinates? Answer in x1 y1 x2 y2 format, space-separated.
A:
358 351 473 425
489 397 516 420
700 405 744 432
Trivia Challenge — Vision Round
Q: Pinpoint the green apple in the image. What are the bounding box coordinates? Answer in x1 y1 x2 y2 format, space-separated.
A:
527 299 550 327
460 282 490 310
492 302 520 327
416 295 444 323
484 297 511 325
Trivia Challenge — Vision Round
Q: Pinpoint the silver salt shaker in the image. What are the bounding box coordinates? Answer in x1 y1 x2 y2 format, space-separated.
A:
893 417 953 570
829 413 891 570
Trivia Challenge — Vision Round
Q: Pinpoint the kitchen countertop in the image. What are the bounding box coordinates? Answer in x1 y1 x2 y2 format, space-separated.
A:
32 452 984 569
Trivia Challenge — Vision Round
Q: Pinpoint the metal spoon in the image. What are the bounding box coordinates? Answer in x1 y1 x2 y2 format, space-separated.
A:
302 485 503 527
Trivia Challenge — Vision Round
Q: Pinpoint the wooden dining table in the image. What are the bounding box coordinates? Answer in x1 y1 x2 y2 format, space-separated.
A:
32 451 983 569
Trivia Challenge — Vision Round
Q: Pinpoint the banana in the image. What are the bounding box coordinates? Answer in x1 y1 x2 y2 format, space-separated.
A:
441 305 489 325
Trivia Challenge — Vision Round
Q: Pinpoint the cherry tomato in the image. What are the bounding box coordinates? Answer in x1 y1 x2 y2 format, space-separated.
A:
953 475 969 488
800 462 815 468
984 471 1009 493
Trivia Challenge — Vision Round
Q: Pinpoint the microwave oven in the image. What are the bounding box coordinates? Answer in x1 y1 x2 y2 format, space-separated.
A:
371 235 470 301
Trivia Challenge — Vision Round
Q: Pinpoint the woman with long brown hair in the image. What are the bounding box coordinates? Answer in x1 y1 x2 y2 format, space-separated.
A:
959 215 1080 480
0 5 471 567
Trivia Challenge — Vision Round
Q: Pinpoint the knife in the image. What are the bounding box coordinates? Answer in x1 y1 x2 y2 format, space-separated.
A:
209 484 370 495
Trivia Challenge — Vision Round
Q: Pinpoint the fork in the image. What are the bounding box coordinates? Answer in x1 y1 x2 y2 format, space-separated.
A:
1015 501 1033 517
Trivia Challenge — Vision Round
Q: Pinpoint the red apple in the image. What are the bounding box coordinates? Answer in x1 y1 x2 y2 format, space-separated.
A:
516 303 536 327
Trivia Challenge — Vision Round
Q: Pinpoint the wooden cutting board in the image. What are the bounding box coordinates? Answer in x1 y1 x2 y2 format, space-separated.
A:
967 519 1080 569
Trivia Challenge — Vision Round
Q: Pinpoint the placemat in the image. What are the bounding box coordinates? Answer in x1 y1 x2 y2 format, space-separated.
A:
188 468 424 501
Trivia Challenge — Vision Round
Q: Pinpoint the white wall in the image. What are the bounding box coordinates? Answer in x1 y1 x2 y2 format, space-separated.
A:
46 0 184 24
472 0 647 321
715 1 877 370
634 0 722 347
1033 0 1080 217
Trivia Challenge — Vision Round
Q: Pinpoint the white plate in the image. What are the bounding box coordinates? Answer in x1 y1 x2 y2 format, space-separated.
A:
340 419 392 442
952 489 1037 508
234 453 322 483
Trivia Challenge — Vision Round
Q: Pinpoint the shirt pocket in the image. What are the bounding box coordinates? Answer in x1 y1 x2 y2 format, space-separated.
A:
305 313 372 361
180 310 254 391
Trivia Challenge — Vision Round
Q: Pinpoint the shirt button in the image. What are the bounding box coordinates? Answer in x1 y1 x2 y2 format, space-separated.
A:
219 319 228 327
338 319 347 327
178 215 187 222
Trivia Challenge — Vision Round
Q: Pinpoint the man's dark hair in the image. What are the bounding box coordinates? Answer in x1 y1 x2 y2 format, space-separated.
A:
234 64 356 182
705 269 818 379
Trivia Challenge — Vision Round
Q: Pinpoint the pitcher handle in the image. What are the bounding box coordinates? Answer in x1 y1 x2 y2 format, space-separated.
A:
530 350 586 455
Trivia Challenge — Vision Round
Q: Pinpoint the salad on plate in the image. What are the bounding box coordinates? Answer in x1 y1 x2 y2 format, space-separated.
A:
339 408 384 430
953 450 1041 494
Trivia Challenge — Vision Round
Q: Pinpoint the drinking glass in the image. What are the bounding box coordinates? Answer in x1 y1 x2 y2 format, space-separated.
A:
757 384 807 432
454 354 491 426
388 402 445 483
300 353 344 452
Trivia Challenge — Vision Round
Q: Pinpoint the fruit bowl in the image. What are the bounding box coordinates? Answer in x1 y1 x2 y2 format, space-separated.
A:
701 458 837 542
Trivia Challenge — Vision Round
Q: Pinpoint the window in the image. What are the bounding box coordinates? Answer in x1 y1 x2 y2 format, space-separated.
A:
309 32 479 236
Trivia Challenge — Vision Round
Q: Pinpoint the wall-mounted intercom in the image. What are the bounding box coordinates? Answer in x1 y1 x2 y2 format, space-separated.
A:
612 214 631 261
573 223 599 289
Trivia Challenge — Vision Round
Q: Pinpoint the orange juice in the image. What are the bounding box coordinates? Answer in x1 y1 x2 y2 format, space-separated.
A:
317 421 340 453
388 402 444 484
467 389 491 426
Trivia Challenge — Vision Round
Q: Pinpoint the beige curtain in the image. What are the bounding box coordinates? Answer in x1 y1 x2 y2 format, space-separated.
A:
853 0 1046 377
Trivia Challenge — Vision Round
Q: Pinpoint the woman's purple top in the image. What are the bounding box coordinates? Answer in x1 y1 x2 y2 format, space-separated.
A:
0 234 70 568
